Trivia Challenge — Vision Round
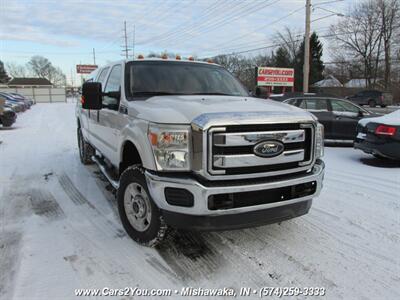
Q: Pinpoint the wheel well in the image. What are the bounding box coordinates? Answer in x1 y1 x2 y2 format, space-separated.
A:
119 141 142 176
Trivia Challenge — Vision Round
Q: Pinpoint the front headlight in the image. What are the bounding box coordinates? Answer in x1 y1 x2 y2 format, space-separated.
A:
315 123 324 158
148 123 190 171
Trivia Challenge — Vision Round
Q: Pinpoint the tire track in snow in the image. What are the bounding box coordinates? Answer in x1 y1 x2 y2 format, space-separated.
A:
0 231 22 300
29 189 65 220
56 172 180 286
58 173 95 208
156 230 223 282
219 227 340 291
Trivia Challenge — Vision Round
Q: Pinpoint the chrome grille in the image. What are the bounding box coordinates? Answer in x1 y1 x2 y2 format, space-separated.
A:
208 123 314 177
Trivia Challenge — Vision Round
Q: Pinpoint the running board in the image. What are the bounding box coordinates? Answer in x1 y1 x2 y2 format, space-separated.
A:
91 155 119 189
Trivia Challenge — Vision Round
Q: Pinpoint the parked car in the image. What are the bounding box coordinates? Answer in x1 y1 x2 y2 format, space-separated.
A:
0 93 28 111
76 58 325 246
0 97 17 127
283 96 379 143
8 92 34 107
346 90 392 108
3 100 25 112
354 110 400 160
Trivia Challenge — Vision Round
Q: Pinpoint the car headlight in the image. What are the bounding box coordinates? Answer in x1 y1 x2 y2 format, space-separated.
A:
148 124 191 171
315 123 324 158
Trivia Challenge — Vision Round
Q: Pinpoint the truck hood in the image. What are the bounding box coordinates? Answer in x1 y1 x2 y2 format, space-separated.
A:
127 95 314 124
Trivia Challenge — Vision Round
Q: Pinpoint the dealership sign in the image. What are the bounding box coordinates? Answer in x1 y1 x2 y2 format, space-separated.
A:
256 67 294 87
76 64 98 74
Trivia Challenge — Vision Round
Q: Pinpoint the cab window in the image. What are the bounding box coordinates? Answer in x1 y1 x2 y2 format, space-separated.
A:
103 65 122 109
97 67 110 87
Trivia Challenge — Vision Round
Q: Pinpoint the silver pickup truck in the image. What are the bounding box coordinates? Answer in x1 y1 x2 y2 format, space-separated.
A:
76 58 325 246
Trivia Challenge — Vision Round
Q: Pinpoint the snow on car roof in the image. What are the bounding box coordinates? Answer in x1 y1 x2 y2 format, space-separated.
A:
359 109 400 126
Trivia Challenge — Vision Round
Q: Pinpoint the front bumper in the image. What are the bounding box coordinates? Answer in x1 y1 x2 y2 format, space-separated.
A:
162 200 312 231
145 160 324 228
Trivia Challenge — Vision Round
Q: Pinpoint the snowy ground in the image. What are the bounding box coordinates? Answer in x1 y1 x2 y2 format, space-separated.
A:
1 103 399 300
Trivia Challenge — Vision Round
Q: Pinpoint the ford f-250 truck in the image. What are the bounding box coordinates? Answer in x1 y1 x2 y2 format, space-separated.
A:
76 58 325 246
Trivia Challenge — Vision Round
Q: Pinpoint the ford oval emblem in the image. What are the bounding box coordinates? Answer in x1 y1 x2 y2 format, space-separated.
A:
253 140 284 158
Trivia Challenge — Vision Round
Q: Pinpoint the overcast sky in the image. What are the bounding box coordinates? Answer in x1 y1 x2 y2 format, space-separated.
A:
0 0 355 84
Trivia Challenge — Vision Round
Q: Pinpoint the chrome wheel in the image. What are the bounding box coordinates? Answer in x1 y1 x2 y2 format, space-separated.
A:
123 183 152 232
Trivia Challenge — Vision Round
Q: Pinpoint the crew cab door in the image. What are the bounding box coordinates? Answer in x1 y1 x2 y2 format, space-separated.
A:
298 98 334 139
97 64 123 163
329 99 363 140
87 67 110 150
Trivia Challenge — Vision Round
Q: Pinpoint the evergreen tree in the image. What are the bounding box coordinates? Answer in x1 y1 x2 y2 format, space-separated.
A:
294 32 324 91
0 60 11 84
272 47 291 68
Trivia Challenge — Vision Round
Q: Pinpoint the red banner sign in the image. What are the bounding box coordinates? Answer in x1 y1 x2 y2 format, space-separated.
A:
76 64 98 74
257 67 294 87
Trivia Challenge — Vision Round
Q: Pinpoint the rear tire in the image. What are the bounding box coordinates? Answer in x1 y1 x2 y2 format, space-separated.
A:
368 100 376 107
117 165 168 247
77 127 94 165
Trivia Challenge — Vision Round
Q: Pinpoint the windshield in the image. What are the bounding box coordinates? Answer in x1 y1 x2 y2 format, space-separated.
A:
125 61 248 99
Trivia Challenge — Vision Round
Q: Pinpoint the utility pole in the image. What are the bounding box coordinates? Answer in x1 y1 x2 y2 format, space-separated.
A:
132 25 135 59
303 0 311 93
123 21 128 59
70 68 74 87
93 48 96 65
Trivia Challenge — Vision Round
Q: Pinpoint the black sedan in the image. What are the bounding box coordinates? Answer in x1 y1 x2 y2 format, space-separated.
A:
354 110 400 160
283 96 379 143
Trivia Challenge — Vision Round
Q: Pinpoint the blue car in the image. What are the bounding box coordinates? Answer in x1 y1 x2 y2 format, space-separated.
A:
0 92 28 111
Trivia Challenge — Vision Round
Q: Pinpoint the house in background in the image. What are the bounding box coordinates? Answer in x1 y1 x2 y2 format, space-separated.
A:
312 75 343 88
7 77 53 88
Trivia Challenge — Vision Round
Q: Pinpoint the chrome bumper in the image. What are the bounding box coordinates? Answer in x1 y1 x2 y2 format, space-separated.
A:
145 160 324 216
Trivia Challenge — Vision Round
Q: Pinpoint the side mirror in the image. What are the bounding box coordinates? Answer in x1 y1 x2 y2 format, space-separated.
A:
358 110 364 117
82 82 102 110
105 91 121 100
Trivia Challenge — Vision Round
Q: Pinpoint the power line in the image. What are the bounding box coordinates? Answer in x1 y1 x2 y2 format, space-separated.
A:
137 0 227 45
209 5 304 51
160 0 280 47
153 0 248 46
201 30 379 58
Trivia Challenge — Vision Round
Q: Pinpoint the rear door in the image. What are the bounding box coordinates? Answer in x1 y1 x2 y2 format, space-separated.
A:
88 67 110 149
298 98 334 139
96 64 123 162
329 99 363 140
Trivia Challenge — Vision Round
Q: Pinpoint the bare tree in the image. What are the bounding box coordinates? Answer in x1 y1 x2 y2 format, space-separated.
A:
6 62 29 78
330 1 383 87
377 0 399 88
27 56 66 86
275 27 302 64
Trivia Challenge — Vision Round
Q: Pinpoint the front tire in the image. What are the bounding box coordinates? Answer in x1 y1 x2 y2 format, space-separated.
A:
77 127 94 165
117 165 168 247
1 119 13 127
